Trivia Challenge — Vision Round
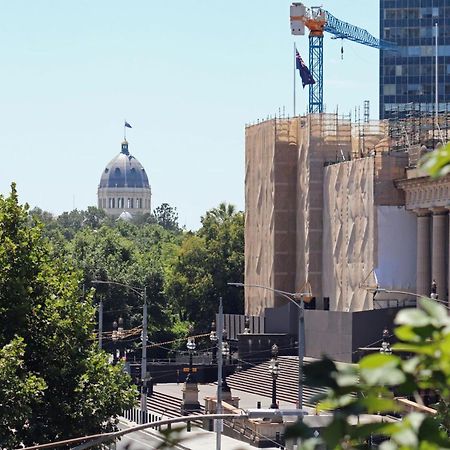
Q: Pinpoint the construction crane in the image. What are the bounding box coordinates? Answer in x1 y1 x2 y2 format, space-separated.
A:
290 3 396 114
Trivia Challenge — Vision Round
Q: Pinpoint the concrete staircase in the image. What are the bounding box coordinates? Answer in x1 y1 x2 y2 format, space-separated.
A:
225 356 327 408
146 391 204 424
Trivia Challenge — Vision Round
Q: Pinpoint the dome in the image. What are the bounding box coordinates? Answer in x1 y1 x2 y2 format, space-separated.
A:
99 140 150 189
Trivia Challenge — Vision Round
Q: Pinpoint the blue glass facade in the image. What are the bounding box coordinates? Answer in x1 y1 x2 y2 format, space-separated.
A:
380 0 450 118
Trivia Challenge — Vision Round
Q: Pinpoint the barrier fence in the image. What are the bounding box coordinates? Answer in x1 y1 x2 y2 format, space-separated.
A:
122 408 162 427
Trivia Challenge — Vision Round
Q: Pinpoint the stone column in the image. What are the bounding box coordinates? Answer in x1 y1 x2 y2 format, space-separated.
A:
416 210 431 297
432 209 447 301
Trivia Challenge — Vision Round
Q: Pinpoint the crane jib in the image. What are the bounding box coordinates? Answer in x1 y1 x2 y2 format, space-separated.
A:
324 10 397 51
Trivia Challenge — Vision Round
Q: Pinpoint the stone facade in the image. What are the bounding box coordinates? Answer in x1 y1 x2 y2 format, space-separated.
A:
396 172 450 302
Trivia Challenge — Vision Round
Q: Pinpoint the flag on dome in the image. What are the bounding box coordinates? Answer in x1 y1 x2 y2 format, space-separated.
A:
295 50 315 88
124 121 132 128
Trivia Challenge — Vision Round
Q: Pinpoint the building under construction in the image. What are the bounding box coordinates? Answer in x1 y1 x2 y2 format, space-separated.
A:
244 109 450 359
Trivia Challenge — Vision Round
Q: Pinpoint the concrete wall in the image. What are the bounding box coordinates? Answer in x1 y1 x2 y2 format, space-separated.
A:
304 308 398 363
263 305 398 363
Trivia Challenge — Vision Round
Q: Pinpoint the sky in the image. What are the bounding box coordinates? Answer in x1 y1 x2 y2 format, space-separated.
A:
0 1 380 230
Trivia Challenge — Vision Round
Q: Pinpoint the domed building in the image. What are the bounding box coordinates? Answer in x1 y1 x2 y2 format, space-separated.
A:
97 140 151 217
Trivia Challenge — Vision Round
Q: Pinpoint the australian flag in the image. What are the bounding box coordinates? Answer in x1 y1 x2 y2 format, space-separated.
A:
296 50 315 88
124 121 132 128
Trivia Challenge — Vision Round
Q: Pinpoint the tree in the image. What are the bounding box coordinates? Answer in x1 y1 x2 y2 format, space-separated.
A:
421 141 450 178
0 184 136 447
153 203 181 232
165 203 244 331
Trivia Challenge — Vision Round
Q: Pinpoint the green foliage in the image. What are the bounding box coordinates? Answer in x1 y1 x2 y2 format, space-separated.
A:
153 203 181 232
0 338 46 449
0 184 136 447
164 202 244 331
420 142 450 178
288 298 450 449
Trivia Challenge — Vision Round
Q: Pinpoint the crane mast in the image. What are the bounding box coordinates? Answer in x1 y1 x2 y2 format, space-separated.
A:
290 3 396 114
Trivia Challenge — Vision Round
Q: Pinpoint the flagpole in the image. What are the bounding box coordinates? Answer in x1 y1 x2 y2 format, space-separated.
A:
124 120 126 140
293 42 297 117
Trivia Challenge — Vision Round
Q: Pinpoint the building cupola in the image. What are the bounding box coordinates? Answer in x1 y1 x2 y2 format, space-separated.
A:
97 131 152 217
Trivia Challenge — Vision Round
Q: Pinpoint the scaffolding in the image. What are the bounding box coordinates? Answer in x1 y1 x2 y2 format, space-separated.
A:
386 103 450 167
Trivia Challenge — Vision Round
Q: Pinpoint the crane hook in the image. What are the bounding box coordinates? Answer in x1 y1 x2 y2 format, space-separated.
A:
341 39 344 60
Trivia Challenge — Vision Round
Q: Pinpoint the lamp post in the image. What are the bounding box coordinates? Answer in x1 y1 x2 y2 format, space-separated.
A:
186 336 196 382
112 319 118 364
210 321 218 365
112 317 125 364
243 316 251 334
379 328 392 355
228 282 310 414
269 344 280 409
221 337 231 398
91 280 149 421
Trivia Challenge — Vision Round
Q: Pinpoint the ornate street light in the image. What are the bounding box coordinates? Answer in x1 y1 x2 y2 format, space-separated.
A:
431 279 438 300
112 319 119 365
228 282 311 413
186 336 196 383
243 316 251 334
379 328 392 355
269 344 280 409
117 317 124 339
210 321 218 365
221 330 231 397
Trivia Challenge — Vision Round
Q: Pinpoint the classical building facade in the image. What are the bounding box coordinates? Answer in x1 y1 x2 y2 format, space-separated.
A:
97 140 152 217
397 170 450 301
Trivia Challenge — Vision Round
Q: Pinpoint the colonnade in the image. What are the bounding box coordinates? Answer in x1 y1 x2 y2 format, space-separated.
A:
415 208 448 302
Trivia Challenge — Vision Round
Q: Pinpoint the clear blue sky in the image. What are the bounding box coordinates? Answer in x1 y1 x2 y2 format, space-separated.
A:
0 1 379 230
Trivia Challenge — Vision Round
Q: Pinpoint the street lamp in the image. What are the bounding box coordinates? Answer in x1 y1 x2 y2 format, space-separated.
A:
111 317 125 364
186 336 196 383
112 319 118 364
243 316 251 334
228 282 311 413
91 280 149 422
221 337 231 396
379 328 392 355
269 344 280 409
210 321 218 365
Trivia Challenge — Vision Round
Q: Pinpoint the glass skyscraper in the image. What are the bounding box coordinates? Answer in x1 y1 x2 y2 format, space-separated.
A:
379 0 450 119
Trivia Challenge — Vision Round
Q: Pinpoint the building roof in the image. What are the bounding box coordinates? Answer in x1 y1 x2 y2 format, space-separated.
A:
99 140 150 189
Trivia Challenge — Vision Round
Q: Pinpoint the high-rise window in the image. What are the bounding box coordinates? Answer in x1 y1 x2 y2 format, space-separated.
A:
380 0 450 119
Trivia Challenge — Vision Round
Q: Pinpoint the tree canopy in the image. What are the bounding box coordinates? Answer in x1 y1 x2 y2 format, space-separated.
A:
0 185 136 448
